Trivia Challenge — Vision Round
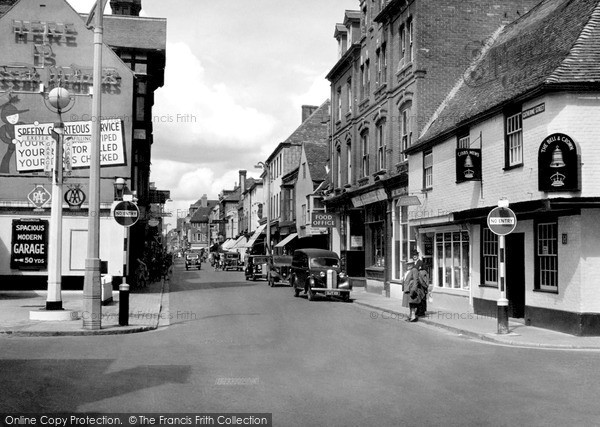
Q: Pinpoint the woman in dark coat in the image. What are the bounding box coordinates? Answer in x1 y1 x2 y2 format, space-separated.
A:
403 261 424 322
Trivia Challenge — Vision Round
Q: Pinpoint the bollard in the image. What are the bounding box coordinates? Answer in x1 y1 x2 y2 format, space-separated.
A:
119 282 129 326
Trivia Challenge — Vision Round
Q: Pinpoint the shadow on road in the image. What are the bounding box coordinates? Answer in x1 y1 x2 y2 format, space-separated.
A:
0 359 191 412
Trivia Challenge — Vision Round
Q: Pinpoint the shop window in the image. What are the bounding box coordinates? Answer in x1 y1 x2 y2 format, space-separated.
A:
506 111 523 168
366 203 386 267
435 231 470 290
536 222 558 292
392 204 416 280
481 227 498 286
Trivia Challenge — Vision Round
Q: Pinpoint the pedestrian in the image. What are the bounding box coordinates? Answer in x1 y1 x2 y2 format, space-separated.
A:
411 251 429 317
403 260 423 322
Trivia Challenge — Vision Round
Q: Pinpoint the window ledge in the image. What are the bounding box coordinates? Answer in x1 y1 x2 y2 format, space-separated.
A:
421 187 432 193
503 163 523 171
533 289 559 294
478 284 499 289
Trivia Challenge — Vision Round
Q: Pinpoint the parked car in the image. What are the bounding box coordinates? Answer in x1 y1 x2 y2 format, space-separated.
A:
290 249 351 301
223 251 243 271
245 254 271 281
185 252 201 270
268 255 293 287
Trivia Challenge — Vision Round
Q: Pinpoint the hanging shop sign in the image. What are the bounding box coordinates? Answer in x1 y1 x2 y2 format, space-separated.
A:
14 118 125 172
311 212 337 228
538 133 579 192
456 148 482 182
10 218 48 270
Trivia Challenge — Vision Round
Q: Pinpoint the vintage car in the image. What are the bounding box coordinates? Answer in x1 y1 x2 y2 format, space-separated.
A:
185 252 201 270
268 255 293 287
223 251 243 271
290 249 352 301
245 254 271 281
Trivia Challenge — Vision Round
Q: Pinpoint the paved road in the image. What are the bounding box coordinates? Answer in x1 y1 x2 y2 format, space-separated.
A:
1 259 600 426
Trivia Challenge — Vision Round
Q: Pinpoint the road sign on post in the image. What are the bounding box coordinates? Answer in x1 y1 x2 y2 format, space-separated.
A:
487 206 517 236
113 201 139 227
487 204 517 334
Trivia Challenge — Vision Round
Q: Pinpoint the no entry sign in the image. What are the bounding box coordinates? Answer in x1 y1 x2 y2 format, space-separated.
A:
113 201 139 227
487 207 517 236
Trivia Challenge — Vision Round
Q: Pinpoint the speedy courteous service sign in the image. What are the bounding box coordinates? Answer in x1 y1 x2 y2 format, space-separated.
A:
14 118 125 172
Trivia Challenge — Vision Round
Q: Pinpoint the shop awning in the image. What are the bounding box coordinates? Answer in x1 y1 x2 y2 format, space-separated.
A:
244 224 266 248
275 233 298 248
230 235 247 249
221 239 236 250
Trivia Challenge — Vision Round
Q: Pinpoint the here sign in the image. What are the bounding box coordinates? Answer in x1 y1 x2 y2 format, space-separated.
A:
14 119 125 172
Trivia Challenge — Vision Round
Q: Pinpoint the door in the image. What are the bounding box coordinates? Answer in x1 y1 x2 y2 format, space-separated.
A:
505 233 525 318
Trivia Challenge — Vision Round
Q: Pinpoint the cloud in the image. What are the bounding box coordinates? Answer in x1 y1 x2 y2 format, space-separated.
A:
152 42 277 167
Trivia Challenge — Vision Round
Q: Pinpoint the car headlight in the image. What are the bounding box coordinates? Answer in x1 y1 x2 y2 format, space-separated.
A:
319 271 326 278
339 272 347 279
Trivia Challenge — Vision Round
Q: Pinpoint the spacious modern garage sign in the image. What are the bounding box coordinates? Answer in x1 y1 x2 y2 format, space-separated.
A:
10 218 49 270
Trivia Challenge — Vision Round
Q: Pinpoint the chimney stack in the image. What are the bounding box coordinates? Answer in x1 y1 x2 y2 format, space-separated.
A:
200 194 207 207
239 170 247 194
302 105 318 123
110 0 142 16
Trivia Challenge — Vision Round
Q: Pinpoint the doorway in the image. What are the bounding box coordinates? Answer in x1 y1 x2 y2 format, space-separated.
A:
505 233 525 318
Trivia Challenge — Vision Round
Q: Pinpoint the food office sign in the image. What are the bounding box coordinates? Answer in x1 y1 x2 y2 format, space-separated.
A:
538 133 579 192
14 119 125 172
10 219 48 270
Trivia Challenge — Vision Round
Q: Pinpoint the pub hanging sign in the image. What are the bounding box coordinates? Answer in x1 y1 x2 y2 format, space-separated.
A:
455 148 482 182
538 133 579 192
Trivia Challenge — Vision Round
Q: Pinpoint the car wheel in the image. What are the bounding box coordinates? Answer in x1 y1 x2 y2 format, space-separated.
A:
343 293 351 302
307 287 316 301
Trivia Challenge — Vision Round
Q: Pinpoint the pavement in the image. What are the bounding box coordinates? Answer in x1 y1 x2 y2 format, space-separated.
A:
0 279 167 336
351 288 600 350
1 275 600 349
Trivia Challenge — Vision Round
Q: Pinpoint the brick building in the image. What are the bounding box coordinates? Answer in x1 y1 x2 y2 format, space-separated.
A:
405 0 600 335
324 0 539 296
0 0 165 288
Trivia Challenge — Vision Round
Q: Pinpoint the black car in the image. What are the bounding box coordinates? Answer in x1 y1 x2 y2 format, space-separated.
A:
245 254 271 281
290 249 351 301
185 252 201 270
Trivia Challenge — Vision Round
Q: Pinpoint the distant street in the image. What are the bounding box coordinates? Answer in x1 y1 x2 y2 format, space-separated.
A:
1 259 600 426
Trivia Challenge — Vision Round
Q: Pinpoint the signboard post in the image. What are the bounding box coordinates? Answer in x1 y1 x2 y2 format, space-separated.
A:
487 202 517 334
112 200 139 327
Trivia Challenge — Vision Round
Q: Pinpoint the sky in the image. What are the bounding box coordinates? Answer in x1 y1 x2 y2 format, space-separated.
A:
68 0 358 230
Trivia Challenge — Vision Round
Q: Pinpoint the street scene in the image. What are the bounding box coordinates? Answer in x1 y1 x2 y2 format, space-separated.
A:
2 260 600 426
2 0 600 425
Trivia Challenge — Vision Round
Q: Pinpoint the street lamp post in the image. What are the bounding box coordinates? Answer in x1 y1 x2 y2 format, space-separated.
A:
83 0 105 329
45 88 71 311
255 162 270 257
